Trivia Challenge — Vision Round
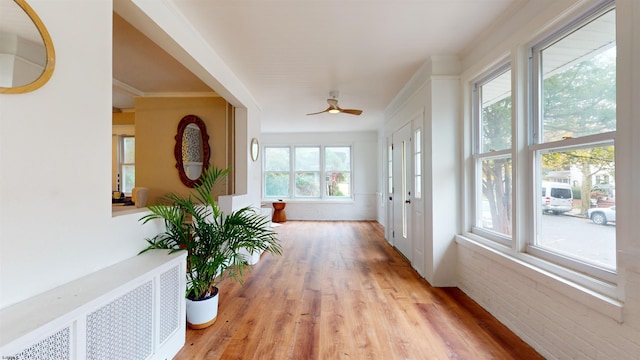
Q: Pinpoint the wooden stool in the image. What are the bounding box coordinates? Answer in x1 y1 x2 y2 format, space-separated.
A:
272 202 287 223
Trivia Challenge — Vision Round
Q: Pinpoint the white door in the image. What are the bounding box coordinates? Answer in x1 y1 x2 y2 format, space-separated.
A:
391 123 412 260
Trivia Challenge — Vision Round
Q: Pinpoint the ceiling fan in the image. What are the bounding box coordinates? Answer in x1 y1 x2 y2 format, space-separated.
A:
306 91 363 116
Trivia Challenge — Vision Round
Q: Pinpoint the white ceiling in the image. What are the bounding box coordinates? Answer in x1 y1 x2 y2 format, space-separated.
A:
113 0 526 133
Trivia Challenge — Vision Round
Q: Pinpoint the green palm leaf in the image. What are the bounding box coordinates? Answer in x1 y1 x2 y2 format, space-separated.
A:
139 166 281 300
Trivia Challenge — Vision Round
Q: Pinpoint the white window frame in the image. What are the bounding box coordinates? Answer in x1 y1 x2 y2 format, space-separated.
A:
295 146 321 198
463 0 618 295
527 1 616 283
324 146 352 199
118 135 135 195
263 144 353 201
263 146 291 198
471 61 513 245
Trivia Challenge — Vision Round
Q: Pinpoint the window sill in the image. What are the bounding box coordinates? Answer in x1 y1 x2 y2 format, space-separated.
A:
455 233 623 323
112 205 149 217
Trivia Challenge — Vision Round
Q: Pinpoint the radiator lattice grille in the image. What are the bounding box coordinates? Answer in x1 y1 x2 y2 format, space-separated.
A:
86 281 153 360
159 265 181 344
12 327 71 360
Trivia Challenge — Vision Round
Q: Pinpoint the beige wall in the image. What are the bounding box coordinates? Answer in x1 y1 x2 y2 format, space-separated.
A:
135 96 230 203
112 111 135 125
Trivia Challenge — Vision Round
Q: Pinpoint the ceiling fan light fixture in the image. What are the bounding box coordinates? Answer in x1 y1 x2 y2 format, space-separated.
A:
306 91 363 116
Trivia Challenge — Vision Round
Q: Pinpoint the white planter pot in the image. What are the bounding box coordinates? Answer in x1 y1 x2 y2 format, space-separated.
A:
239 247 265 265
185 289 219 329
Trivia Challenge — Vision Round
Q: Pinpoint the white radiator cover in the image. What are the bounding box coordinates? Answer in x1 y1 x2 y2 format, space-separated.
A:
0 250 186 360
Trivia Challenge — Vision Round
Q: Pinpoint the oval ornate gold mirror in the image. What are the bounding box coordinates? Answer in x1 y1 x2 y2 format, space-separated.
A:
250 138 259 162
0 0 56 93
175 114 210 188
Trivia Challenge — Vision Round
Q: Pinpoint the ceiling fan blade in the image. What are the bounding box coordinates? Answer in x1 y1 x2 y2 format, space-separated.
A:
306 107 331 115
340 109 363 115
308 94 362 115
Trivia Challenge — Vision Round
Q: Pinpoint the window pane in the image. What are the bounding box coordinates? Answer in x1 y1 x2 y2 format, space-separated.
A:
265 147 290 171
536 145 615 270
414 129 422 199
414 153 421 199
388 145 393 194
326 172 350 197
295 172 320 197
265 173 289 197
295 147 320 171
122 165 135 194
540 9 616 143
325 147 350 171
123 137 135 163
480 157 512 236
480 69 512 152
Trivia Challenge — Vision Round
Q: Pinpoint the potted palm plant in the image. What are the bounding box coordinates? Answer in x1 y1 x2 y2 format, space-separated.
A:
139 166 282 329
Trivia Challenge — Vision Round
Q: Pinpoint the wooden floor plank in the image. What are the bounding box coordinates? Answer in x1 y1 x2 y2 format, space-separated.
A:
173 221 543 360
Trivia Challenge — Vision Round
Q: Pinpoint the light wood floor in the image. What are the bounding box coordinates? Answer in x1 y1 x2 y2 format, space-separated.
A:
174 221 543 360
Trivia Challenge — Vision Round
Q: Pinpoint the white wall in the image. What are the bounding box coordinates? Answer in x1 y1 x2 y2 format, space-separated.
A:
261 131 378 221
0 0 261 309
383 57 461 286
456 0 640 358
0 0 145 308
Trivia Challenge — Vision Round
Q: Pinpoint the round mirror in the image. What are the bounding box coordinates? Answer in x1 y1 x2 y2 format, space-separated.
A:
250 138 259 162
174 115 210 187
0 0 56 93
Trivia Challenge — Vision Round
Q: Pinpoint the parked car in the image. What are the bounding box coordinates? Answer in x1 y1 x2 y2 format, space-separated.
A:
587 206 616 225
542 181 573 215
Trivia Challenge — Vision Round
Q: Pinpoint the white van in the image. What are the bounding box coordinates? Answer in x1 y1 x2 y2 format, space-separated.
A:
541 181 573 215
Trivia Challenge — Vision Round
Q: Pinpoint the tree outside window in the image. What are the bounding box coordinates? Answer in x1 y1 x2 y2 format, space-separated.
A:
325 147 351 197
531 4 616 273
264 147 290 197
295 147 320 197
474 66 513 239
263 145 352 199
